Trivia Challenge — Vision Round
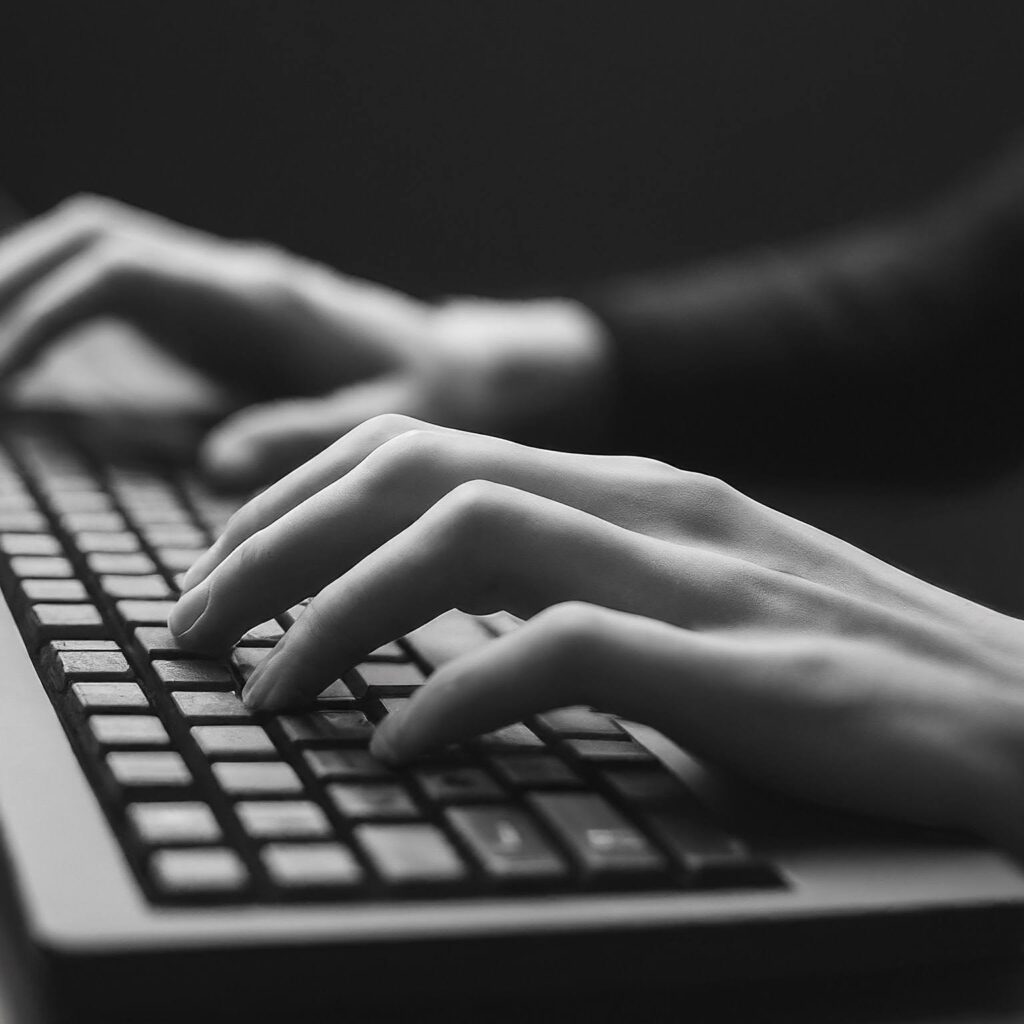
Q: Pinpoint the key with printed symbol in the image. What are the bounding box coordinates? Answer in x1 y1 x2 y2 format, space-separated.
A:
278 711 374 745
446 806 567 881
528 793 665 878
328 782 420 820
415 767 505 803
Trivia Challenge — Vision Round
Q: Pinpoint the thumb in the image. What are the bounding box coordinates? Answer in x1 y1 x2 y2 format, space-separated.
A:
199 376 420 488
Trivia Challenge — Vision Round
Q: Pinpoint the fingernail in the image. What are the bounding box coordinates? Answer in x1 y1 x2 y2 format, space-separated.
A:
168 585 210 637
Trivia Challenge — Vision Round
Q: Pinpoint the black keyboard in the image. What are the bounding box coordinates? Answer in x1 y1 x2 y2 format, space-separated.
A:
0 423 781 904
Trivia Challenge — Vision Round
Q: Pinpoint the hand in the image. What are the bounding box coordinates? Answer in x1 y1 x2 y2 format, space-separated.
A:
0 195 610 485
167 414 1024 856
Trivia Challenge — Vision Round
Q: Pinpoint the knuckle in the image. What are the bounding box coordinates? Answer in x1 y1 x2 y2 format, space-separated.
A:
360 428 451 499
358 413 428 449
669 469 746 537
60 193 125 228
231 529 269 579
439 479 514 536
531 601 610 700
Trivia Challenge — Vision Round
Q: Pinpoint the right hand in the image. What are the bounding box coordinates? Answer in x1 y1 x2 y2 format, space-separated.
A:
0 195 610 486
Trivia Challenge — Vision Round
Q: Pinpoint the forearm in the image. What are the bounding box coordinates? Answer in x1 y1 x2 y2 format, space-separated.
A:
582 147 1024 484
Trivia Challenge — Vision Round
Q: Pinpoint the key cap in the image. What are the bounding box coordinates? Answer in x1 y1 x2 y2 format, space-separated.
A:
328 783 419 820
367 641 407 661
488 753 583 789
0 533 61 555
27 602 106 640
46 649 132 688
134 626 190 658
535 707 625 738
153 660 234 690
529 793 665 877
415 767 505 803
474 723 544 751
72 681 149 711
379 697 411 716
172 691 250 720
563 738 655 764
74 530 141 553
278 711 373 745
191 725 277 758
599 767 692 806
48 490 111 513
356 824 466 884
153 547 206 573
129 505 192 526
261 843 363 889
315 679 357 703
22 578 88 602
89 715 170 746
642 807 771 884
446 807 566 881
212 761 303 795
232 646 272 682
236 800 331 840
239 620 285 644
10 555 73 578
100 574 173 600
349 661 425 696
151 847 248 893
0 511 47 532
61 510 127 533
107 751 192 789
47 639 120 651
87 552 157 575
129 802 222 845
116 599 178 625
404 609 493 668
304 748 393 781
141 524 206 548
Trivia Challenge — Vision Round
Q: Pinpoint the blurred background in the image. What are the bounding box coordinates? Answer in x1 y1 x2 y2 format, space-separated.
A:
3 0 1024 610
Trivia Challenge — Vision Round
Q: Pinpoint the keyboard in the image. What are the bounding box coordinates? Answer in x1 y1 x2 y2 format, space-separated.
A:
0 423 780 906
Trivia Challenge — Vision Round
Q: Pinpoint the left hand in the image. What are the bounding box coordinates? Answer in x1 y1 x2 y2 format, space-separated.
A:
169 414 1024 856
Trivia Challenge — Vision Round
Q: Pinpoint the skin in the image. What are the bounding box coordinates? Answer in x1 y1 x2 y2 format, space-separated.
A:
169 415 1024 858
3 198 1024 858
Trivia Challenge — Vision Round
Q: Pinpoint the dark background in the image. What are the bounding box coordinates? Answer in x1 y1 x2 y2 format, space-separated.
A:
3 1 1023 296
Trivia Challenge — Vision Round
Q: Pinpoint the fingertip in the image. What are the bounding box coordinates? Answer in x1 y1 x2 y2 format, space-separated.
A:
370 718 404 765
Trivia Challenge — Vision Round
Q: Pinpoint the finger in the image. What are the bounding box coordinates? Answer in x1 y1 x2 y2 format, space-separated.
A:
181 412 698 594
369 605 981 838
198 377 421 489
235 482 781 710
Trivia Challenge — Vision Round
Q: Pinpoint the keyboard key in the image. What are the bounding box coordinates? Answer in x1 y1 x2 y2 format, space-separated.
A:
191 725 277 758
48 490 111 513
404 609 493 668
153 547 206 573
151 847 247 894
367 641 407 660
236 800 331 840
48 639 120 651
89 715 170 747
528 793 665 878
172 691 250 720
535 707 625 739
27 602 106 640
379 697 411 716
642 808 770 884
415 767 505 803
22 578 88 602
107 751 192 788
10 555 73 578
129 802 222 845
134 626 190 658
116 599 178 625
153 660 234 689
304 748 393 781
212 761 303 795
129 505 192 526
46 649 132 688
100 574 173 600
232 646 272 682
328 782 419 820
599 767 691 806
141 524 206 548
489 753 583 789
349 661 425 696
356 824 466 884
563 738 655 764
474 723 544 751
72 681 149 711
87 552 157 575
0 533 61 555
315 679 358 703
278 711 373 745
261 843 364 889
61 510 126 533
0 511 47 532
74 530 141 553
239 619 285 644
446 807 566 881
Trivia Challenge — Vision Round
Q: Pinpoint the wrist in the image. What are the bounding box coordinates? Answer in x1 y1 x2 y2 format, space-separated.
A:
427 297 614 446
